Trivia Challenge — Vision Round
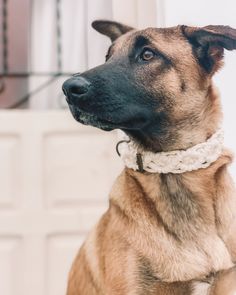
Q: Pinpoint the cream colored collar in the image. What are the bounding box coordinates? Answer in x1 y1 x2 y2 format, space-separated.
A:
116 129 224 174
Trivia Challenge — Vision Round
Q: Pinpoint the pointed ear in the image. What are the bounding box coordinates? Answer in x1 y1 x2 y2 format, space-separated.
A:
182 25 236 74
92 20 134 42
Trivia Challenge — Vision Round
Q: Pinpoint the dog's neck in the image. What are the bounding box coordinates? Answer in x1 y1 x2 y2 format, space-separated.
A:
117 129 224 174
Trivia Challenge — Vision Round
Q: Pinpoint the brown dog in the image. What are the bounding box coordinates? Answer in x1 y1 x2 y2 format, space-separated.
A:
62 21 236 294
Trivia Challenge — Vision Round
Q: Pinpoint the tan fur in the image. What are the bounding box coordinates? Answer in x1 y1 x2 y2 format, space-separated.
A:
67 154 236 294
66 24 236 294
209 267 236 295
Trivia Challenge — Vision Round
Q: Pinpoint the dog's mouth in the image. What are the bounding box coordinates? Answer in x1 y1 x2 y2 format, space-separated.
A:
68 104 149 131
69 105 120 131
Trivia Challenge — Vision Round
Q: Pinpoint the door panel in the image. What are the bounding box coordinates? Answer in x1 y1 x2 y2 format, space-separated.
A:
0 110 122 295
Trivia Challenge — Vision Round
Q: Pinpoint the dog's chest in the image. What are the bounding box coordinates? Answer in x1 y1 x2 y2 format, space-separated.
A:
114 169 236 282
133 202 234 282
153 230 233 282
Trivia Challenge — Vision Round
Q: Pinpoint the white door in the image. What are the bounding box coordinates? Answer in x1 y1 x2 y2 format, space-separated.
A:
0 110 122 295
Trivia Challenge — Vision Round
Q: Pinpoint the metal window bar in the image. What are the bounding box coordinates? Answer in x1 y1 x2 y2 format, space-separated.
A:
0 0 75 108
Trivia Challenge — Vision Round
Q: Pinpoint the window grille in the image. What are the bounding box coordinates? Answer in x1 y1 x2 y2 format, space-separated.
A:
0 0 76 109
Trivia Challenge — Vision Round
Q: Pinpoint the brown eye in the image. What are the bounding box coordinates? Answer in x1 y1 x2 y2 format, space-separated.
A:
140 49 155 61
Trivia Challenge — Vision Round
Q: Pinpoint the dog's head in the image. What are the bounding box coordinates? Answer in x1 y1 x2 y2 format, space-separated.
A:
62 21 236 152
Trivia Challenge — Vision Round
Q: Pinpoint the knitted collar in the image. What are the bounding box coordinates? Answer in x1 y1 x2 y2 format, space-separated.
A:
116 129 224 174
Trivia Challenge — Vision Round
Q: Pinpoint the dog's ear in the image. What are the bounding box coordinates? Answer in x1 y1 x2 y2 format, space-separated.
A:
92 20 134 42
182 25 236 74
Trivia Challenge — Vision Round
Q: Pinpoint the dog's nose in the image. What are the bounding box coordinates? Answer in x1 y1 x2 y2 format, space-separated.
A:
62 77 91 102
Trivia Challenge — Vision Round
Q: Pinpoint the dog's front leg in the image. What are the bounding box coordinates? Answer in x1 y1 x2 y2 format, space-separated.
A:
209 267 236 295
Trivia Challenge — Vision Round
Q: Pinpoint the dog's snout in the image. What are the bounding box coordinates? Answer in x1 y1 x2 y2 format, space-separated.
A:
62 77 91 103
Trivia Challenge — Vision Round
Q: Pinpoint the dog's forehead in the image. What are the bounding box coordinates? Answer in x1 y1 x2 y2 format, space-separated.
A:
112 26 193 60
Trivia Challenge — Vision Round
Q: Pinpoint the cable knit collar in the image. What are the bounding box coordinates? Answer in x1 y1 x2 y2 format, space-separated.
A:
116 129 224 174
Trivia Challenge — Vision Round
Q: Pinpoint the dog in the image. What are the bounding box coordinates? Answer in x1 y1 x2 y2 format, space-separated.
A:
62 20 236 295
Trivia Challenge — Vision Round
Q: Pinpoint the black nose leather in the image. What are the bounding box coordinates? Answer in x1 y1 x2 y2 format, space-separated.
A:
62 76 91 98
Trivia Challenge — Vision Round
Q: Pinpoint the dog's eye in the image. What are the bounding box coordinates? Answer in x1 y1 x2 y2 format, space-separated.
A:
140 49 155 61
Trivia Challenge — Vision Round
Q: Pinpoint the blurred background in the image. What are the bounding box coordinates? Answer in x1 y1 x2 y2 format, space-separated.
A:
1 0 236 294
